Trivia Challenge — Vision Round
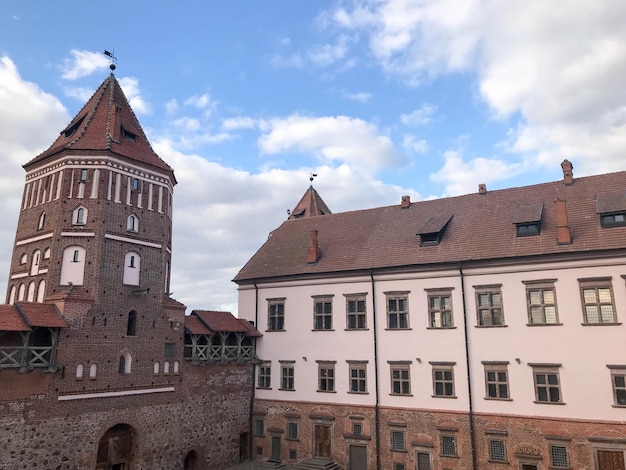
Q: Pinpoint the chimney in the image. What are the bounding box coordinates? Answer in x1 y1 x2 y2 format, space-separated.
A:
478 183 487 194
307 229 321 264
401 195 411 208
561 159 574 186
554 199 572 245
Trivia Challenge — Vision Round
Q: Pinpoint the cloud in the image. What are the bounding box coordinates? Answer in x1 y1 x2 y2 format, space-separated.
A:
184 93 214 110
342 91 372 103
307 35 352 67
269 53 304 69
60 49 110 80
401 103 437 126
403 134 429 154
258 115 406 173
0 56 69 296
430 150 523 196
118 76 150 115
221 116 258 131
63 86 94 102
326 0 626 177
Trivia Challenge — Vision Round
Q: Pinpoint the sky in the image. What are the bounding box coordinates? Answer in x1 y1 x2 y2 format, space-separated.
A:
1 0 626 314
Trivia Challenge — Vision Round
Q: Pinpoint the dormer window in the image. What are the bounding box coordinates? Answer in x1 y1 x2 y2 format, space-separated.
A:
513 202 543 237
597 192 626 228
121 125 137 142
62 115 85 139
417 215 453 247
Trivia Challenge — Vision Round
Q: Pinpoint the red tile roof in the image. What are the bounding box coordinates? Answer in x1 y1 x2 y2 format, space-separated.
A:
16 303 68 328
237 318 263 337
288 186 332 220
234 168 626 282
185 315 212 335
0 305 30 331
193 310 249 333
25 74 174 176
0 303 67 331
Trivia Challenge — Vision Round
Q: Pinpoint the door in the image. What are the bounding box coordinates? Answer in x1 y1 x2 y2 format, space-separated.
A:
349 445 367 470
270 436 281 462
314 425 331 458
597 450 626 470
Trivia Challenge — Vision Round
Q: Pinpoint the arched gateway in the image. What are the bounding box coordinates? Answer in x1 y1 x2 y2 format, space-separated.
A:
96 424 134 470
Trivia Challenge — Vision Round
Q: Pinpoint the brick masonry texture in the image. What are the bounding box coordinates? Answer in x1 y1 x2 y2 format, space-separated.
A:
0 365 253 469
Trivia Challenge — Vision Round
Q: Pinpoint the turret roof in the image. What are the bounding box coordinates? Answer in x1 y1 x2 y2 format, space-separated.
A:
288 185 332 220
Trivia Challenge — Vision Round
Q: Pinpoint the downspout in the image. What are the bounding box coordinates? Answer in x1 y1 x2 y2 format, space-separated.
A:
370 270 381 470
247 280 259 462
459 263 477 470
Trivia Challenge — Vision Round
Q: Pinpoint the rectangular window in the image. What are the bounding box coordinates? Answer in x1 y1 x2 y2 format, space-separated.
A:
475 285 504 326
349 362 368 394
267 299 285 331
532 364 562 404
579 278 617 324
254 419 264 437
164 342 175 358
289 450 297 460
390 363 411 395
440 434 457 457
601 213 626 228
550 445 569 468
318 362 335 392
391 430 405 451
280 362 295 390
80 169 88 182
346 295 367 329
484 363 510 400
608 366 626 406
393 464 405 470
287 422 298 440
132 178 140 191
258 362 271 389
313 297 333 330
432 363 455 397
489 439 507 462
427 290 453 328
416 451 432 470
387 293 409 329
353 423 362 437
524 280 559 325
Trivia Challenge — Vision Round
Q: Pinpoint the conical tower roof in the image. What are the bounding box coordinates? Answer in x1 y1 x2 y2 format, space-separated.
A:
288 185 332 220
25 74 173 175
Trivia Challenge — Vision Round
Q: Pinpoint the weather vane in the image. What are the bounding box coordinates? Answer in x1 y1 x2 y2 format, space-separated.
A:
309 172 318 184
104 50 117 71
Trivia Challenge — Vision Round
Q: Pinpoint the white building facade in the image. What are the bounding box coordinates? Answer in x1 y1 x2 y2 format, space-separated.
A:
236 161 626 470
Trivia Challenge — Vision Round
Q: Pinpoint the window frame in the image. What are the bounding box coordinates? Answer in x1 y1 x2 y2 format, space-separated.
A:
267 298 286 332
280 361 295 391
389 362 412 396
523 280 559 325
257 362 271 389
385 292 410 330
600 212 626 228
431 362 456 398
345 294 367 330
426 288 454 328
530 363 563 404
348 361 368 394
317 361 336 392
313 296 333 331
607 365 626 407
549 444 570 468
579 278 618 325
488 438 507 463
390 428 406 451
254 418 265 437
440 432 457 457
474 284 505 327
483 362 511 400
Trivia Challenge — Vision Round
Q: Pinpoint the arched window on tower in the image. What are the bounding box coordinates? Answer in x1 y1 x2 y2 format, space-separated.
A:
38 212 46 230
126 311 137 336
8 285 16 304
72 205 87 225
37 280 46 302
60 246 86 286
118 352 132 374
27 281 36 302
76 364 84 379
127 214 139 232
123 252 140 286
43 247 51 259
17 284 25 301
30 250 41 276
89 363 97 379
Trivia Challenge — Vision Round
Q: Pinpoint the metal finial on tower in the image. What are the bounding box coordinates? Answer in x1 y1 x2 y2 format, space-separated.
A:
309 172 318 185
104 50 117 71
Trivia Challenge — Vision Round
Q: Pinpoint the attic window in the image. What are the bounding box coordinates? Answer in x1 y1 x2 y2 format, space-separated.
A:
513 202 543 237
596 192 626 228
62 115 85 138
121 125 137 142
417 215 453 247
292 208 306 219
